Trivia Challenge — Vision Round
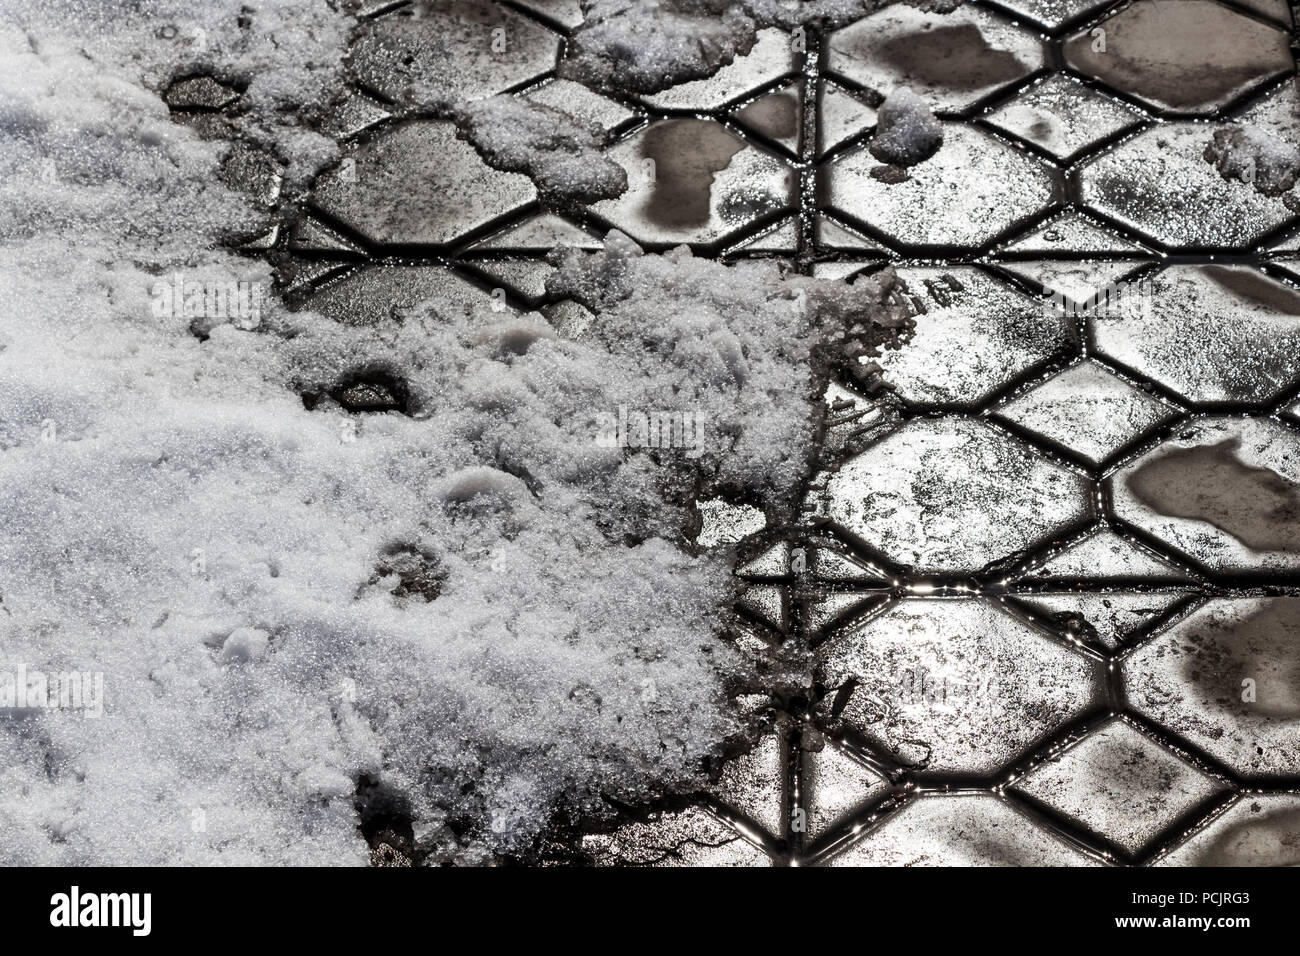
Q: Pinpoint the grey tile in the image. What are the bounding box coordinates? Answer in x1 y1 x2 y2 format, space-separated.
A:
983 73 1147 161
1159 795 1300 866
820 598 1102 772
641 28 796 111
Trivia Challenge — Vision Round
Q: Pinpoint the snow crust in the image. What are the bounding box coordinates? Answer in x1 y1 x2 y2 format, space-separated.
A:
1205 123 1300 198
869 88 943 167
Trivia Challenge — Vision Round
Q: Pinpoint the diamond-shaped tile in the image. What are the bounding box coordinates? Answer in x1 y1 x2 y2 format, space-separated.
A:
349 1 561 109
1091 266 1300 404
1124 597 1300 776
872 267 1076 407
641 28 796 111
1079 125 1294 249
1021 525 1193 581
999 259 1151 312
813 418 1091 574
305 264 494 327
983 73 1146 161
822 124 1055 250
827 795 1099 865
712 729 786 838
817 79 877 158
821 598 1101 774
311 121 536 247
589 119 795 247
1114 416 1300 574
526 78 634 134
1014 721 1225 856
1064 0 1294 114
1158 795 1300 866
826 3 1045 112
800 734 890 842
1000 209 1151 255
1014 591 1188 648
994 360 1180 465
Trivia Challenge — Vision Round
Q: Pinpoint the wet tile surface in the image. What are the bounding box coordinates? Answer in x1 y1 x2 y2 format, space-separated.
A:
278 0 1300 866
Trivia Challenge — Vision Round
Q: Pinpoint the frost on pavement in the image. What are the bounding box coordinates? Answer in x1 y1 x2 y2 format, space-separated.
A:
0 0 915 865
869 88 943 168
1204 124 1300 198
456 95 628 204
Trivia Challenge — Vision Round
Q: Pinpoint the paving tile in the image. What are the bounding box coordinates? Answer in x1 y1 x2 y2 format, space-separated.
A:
821 124 1056 250
994 0 1118 29
513 0 584 30
589 118 796 247
826 794 1099 866
826 3 1045 112
999 209 1152 255
1114 417 1300 574
799 734 891 842
1090 266 1300 405
1019 525 1194 581
999 259 1150 311
1079 124 1294 248
525 78 635 133
1013 591 1190 649
872 267 1076 407
982 73 1147 161
1158 795 1300 866
712 730 787 838
817 79 877 158
305 264 494 326
993 359 1181 465
349 0 560 109
311 121 536 247
641 28 796 111
1064 0 1294 113
582 806 770 866
1013 720 1226 856
1124 597 1300 776
814 419 1092 574
732 80 803 157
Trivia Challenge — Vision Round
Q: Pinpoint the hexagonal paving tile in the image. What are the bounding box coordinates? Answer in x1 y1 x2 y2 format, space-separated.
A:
1064 0 1294 113
1124 597 1300 777
826 3 1045 113
814 419 1092 574
821 598 1102 775
311 121 536 247
1091 266 1300 405
1158 795 1300 866
994 0 1116 29
349 1 561 109
994 360 1181 465
821 124 1056 250
826 795 1099 866
1013 720 1225 856
588 119 795 247
641 28 796 111
1079 125 1294 249
1013 591 1190 649
872 267 1076 407
1114 416 1300 574
982 73 1147 161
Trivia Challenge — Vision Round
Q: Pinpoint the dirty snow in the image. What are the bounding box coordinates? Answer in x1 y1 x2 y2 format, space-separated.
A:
1205 123 1300 198
869 88 943 167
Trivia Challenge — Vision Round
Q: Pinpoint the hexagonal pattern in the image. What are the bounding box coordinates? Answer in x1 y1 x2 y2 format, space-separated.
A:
1159 795 1300 866
994 360 1180 465
821 124 1056 250
982 73 1147 161
1013 721 1225 856
349 1 560 109
1114 416 1300 574
589 119 795 247
1091 266 1300 405
641 28 795 111
311 121 536 247
814 418 1092 574
873 267 1077 407
1064 0 1293 113
1079 124 1294 248
826 3 1045 112
1124 598 1300 777
994 0 1116 29
821 598 1101 773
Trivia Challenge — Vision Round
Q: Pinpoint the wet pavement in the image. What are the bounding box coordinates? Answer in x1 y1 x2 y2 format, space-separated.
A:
253 0 1300 865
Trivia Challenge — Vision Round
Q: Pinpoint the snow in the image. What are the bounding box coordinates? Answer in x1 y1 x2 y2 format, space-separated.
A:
456 94 628 204
1204 123 1300 198
869 88 943 167
0 0 914 864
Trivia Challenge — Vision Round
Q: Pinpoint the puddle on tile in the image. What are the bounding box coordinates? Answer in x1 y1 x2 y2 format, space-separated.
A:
640 120 746 230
